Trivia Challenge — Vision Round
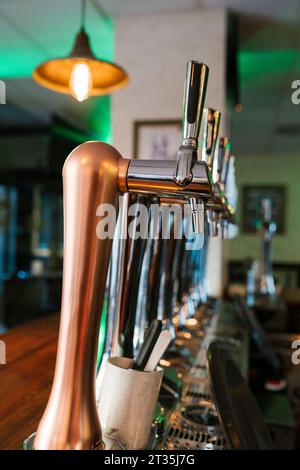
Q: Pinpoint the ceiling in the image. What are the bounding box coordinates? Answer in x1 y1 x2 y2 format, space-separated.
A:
0 0 299 153
100 0 299 22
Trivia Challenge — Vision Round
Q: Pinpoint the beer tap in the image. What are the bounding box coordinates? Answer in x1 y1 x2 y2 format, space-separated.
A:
174 60 208 234
155 63 210 321
202 108 221 170
220 138 231 190
113 62 210 358
182 108 221 309
202 108 221 238
216 137 229 184
34 60 212 450
125 62 210 324
218 138 233 239
209 136 231 238
258 198 276 297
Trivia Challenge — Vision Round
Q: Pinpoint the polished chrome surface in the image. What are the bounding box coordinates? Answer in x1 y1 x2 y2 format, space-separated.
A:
202 108 221 171
189 198 205 235
216 137 229 184
127 159 212 198
119 194 151 357
206 136 235 239
107 64 212 362
259 198 276 296
220 139 231 188
182 61 209 147
96 193 130 397
174 61 209 187
162 405 225 450
201 108 222 235
207 208 218 237
174 61 209 233
34 142 127 450
104 193 129 359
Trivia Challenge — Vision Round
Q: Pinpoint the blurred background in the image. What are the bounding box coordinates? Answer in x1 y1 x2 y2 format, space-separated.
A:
0 0 299 331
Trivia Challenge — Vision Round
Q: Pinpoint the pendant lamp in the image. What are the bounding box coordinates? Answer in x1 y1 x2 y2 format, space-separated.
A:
32 0 128 101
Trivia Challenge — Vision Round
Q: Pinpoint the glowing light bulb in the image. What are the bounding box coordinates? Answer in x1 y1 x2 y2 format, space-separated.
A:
69 63 92 102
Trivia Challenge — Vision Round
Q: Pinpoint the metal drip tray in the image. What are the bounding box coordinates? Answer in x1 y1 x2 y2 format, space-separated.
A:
157 302 249 451
163 431 223 450
181 403 219 427
162 419 225 450
182 387 211 404
161 401 225 450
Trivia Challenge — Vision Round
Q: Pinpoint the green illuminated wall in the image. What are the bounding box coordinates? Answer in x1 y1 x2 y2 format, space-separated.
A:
238 50 300 89
228 33 300 265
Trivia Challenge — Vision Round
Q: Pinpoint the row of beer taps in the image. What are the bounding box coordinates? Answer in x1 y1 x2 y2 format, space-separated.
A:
33 60 238 450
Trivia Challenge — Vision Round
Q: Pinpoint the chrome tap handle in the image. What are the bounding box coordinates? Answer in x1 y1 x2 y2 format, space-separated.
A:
216 136 228 183
174 61 209 234
207 208 218 237
182 61 209 146
220 139 231 187
174 61 209 186
202 108 221 170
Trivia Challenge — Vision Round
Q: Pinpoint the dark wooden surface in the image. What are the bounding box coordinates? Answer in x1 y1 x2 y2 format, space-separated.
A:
0 315 59 450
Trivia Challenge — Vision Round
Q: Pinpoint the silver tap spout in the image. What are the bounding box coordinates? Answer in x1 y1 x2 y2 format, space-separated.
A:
175 60 209 186
202 109 221 236
202 108 221 171
216 137 229 184
189 198 205 234
220 139 231 190
259 198 276 296
207 208 218 237
218 143 235 238
173 61 209 232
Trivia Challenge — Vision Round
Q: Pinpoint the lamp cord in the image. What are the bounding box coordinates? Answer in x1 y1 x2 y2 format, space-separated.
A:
80 0 86 31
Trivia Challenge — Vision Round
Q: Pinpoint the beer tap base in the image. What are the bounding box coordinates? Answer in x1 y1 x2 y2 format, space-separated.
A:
23 432 104 450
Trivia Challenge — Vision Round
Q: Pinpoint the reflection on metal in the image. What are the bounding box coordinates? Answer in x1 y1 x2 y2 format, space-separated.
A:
258 198 276 297
202 108 221 171
96 193 129 396
175 61 209 187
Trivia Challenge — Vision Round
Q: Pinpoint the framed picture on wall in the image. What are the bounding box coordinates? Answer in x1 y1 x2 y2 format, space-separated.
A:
242 185 286 234
133 120 182 160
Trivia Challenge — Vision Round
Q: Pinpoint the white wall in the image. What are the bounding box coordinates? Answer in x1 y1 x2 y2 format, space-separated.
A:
112 8 228 296
112 8 227 156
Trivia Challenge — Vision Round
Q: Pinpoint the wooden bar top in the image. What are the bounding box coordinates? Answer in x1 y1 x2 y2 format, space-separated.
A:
0 315 59 450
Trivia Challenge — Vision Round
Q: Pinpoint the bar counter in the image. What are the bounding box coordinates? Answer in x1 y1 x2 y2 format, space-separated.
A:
0 315 59 450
